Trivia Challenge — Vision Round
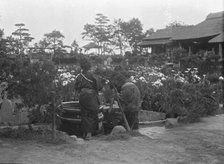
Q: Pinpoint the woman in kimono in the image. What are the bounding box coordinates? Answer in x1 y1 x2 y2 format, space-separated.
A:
74 58 102 140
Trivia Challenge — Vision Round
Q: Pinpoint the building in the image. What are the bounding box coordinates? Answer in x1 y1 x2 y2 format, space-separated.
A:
139 26 193 54
139 11 224 59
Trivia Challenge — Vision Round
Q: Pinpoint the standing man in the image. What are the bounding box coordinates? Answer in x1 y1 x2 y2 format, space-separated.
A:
120 79 141 130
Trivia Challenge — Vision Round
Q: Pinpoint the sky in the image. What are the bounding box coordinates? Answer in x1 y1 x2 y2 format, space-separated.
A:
0 0 223 47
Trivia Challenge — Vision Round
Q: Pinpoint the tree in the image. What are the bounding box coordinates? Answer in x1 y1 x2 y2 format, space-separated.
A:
0 29 7 57
82 13 112 55
0 29 3 38
144 28 154 37
166 21 186 29
31 38 50 54
119 18 144 53
110 19 129 55
11 23 34 57
43 30 65 57
4 36 17 55
71 39 79 53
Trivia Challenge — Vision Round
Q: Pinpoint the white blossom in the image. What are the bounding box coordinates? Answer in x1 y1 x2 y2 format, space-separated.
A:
219 76 224 81
62 81 68 86
152 79 163 88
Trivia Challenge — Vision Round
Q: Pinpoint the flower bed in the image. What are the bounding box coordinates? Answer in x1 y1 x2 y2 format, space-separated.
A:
1 56 222 125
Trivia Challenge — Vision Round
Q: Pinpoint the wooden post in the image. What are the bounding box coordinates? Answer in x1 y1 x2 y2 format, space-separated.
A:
113 88 131 131
219 43 223 59
117 99 131 131
188 46 191 56
51 92 56 139
179 42 182 48
212 47 215 54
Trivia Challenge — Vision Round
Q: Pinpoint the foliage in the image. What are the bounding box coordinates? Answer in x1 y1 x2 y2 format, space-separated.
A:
71 39 79 53
0 29 7 57
10 23 34 56
148 53 168 66
110 19 130 55
53 57 78 64
89 55 104 65
55 65 80 101
170 47 188 64
16 61 56 107
82 13 111 55
180 52 221 76
119 18 144 53
0 57 58 123
129 55 147 66
144 28 154 37
82 14 146 55
43 30 65 56
111 55 124 65
132 65 220 122
0 126 71 144
139 76 219 122
166 21 186 29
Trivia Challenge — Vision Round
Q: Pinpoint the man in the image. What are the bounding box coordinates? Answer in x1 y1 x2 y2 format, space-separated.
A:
120 80 141 130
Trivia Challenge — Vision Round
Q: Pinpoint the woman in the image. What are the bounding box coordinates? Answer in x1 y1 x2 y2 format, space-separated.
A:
74 58 102 140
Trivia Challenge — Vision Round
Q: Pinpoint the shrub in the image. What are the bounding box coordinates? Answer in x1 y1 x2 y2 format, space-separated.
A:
148 53 167 66
0 58 60 123
111 55 124 65
90 55 104 65
53 56 78 64
140 74 218 122
171 47 188 64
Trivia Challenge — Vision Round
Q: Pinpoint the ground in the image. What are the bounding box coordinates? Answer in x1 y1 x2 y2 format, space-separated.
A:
0 115 224 164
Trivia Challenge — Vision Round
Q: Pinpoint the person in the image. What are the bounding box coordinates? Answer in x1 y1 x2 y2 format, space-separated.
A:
119 78 141 130
74 58 102 140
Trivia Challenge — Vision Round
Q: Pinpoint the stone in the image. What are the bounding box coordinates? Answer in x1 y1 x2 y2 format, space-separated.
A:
139 110 166 122
0 99 15 124
165 118 178 128
14 107 29 125
70 135 77 140
110 125 126 135
177 116 188 123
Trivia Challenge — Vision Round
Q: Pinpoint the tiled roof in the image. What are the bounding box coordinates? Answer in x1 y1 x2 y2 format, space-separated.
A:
141 11 224 46
209 33 224 43
172 11 224 40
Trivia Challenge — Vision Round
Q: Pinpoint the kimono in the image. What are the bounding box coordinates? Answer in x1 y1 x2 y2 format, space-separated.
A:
74 71 102 134
120 82 141 130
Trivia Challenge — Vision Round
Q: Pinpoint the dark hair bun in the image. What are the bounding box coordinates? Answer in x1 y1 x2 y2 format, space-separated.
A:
80 57 91 71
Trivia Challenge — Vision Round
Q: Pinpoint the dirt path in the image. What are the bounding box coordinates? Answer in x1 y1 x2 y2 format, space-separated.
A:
0 115 224 164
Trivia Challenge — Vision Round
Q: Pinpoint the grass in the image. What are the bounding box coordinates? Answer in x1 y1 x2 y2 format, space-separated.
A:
0 126 72 145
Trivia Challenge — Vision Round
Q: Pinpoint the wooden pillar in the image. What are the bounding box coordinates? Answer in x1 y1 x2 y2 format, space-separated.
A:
179 42 182 48
212 47 215 54
151 46 154 53
188 46 192 56
219 43 223 59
